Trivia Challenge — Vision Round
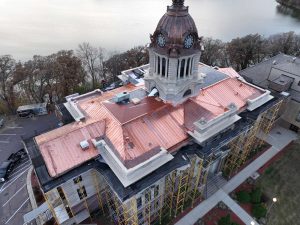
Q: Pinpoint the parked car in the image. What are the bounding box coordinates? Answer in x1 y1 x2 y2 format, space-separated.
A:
0 117 4 128
0 150 26 183
0 160 13 183
17 103 48 118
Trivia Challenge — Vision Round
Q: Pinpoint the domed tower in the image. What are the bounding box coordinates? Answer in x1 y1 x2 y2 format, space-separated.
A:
144 0 204 106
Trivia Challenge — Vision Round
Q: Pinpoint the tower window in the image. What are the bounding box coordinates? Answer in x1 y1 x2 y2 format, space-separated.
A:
190 57 194 76
154 56 157 73
180 59 186 78
162 58 166 77
157 56 161 75
177 59 180 79
186 58 190 76
167 59 169 78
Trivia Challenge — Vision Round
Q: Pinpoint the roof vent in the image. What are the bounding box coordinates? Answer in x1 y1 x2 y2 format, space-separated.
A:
80 140 90 150
292 57 297 63
273 60 277 65
114 92 130 104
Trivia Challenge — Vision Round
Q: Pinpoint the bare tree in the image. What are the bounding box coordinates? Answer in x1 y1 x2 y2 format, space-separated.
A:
267 32 300 56
226 34 267 70
0 55 17 113
201 38 228 66
77 42 105 89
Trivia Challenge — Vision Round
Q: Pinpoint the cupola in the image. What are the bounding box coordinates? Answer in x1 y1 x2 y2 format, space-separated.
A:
144 0 204 106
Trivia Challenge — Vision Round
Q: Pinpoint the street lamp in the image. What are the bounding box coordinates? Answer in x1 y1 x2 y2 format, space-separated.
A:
266 197 278 222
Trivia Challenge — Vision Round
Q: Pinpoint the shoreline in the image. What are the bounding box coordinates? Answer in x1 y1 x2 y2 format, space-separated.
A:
276 0 300 10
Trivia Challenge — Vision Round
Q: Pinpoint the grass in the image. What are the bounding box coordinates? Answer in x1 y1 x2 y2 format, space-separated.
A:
256 138 300 225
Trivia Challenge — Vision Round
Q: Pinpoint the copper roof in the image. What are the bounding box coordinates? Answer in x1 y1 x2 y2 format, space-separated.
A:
35 121 105 177
35 71 266 177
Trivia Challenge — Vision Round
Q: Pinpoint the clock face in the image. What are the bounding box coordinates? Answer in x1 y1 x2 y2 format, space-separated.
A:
184 34 194 49
157 34 166 48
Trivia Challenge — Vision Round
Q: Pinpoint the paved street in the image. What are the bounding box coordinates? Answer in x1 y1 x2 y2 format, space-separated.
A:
175 126 298 225
0 114 59 225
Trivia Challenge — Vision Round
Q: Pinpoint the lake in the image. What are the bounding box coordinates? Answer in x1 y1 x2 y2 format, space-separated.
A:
0 0 300 60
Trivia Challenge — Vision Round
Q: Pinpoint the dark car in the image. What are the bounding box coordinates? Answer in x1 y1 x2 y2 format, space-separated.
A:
0 150 26 183
0 160 13 183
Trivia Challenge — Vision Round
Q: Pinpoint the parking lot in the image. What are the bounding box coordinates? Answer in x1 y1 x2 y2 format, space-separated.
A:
0 114 59 225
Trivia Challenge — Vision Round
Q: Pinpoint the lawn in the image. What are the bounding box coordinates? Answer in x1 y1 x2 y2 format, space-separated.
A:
256 138 300 225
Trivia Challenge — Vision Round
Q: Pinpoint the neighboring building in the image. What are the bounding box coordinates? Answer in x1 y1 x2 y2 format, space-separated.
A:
23 1 285 225
240 53 300 132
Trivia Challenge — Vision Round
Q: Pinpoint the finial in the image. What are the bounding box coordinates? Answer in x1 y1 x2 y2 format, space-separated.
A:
172 0 185 7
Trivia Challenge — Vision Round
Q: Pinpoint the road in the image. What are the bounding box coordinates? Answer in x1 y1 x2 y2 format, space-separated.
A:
0 114 59 225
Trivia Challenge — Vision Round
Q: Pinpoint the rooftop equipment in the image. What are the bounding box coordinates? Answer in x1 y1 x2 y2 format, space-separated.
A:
80 140 90 150
114 92 130 103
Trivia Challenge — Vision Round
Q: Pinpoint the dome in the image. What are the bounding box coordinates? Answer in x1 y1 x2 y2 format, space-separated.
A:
150 0 201 57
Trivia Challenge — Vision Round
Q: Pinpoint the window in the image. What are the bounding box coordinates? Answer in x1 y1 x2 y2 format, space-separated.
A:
162 58 166 77
186 58 190 76
57 187 66 200
145 189 151 203
77 186 87 200
298 81 300 86
154 56 157 73
183 89 192 97
73 176 82 184
138 212 143 220
154 185 159 198
180 59 186 78
157 56 161 75
190 58 194 75
137 196 142 209
154 200 160 210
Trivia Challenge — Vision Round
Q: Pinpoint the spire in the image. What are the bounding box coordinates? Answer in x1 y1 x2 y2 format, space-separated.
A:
172 0 185 7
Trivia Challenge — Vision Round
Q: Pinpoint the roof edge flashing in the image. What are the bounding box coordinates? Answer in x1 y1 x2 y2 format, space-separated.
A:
195 104 238 131
93 139 174 187
189 114 241 144
64 101 85 122
247 91 274 111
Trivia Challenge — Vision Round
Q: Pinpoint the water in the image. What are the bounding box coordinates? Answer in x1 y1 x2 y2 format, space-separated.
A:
0 0 300 60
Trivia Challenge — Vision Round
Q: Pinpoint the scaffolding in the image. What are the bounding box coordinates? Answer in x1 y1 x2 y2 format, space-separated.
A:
43 158 210 225
174 170 189 217
185 158 204 207
91 170 105 215
223 99 283 177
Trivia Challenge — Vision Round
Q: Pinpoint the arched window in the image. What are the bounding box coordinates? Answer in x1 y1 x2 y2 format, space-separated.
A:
190 57 194 76
166 59 169 78
183 89 192 97
154 56 157 73
186 58 190 76
157 56 161 75
162 58 166 77
180 59 185 78
177 59 180 79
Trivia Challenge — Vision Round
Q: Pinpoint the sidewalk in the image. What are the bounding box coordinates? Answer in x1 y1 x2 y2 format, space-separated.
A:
175 126 298 225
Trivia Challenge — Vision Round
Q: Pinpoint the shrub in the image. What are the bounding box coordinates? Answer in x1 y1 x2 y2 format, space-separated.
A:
218 214 231 225
252 203 267 219
218 214 241 225
251 188 262 204
237 191 251 203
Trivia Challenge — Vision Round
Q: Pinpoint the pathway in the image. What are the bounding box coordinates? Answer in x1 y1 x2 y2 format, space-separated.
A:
175 126 298 225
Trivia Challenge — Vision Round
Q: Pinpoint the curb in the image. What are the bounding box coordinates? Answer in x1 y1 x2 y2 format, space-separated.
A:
26 166 43 225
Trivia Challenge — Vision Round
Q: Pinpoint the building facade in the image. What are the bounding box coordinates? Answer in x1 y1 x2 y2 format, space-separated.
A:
24 1 285 225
